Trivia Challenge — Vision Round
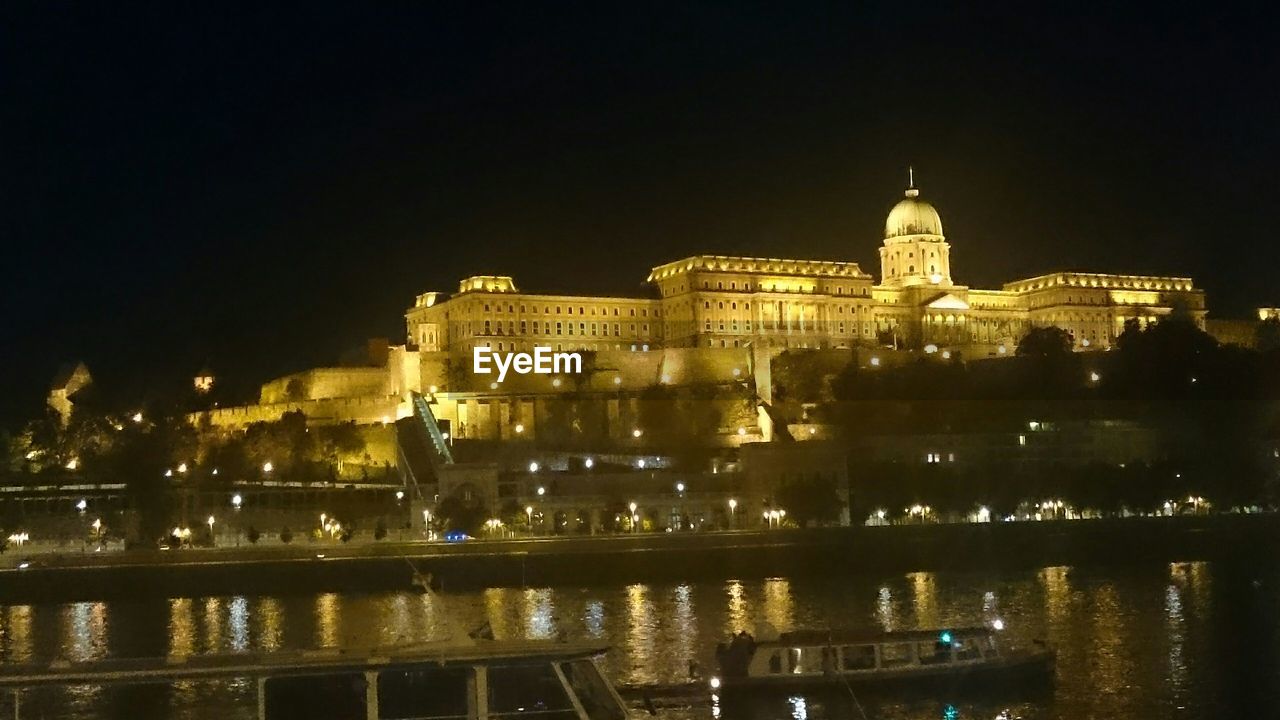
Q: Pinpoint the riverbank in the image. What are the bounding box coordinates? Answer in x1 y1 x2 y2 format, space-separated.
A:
0 514 1273 602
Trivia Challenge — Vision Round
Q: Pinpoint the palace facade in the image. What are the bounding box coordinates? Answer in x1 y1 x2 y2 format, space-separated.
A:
407 180 1206 367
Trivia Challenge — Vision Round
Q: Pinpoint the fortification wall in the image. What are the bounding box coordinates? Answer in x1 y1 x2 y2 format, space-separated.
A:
193 395 408 431
260 367 391 404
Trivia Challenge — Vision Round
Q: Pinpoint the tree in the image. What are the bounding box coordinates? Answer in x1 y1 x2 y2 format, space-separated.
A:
374 518 388 540
313 422 366 475
1257 317 1280 354
435 494 486 535
1016 326 1073 358
93 421 182 546
280 527 293 544
246 526 260 544
776 473 843 527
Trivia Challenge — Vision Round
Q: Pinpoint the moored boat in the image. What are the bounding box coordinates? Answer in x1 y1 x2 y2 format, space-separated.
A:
0 636 629 719
713 626 1054 696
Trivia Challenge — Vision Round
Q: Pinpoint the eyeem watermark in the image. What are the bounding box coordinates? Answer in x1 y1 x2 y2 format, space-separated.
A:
473 346 582 382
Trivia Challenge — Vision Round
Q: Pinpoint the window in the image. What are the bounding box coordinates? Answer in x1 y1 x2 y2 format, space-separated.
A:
842 645 877 671
954 637 983 662
378 666 469 719
880 643 913 668
917 641 951 666
488 664 576 719
264 673 365 720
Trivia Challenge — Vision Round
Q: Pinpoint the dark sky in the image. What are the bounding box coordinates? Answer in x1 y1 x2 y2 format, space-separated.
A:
3 2 1278 424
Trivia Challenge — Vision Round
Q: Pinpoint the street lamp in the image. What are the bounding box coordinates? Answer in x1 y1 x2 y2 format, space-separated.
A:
629 502 638 533
262 461 273 473
529 461 539 473
525 505 534 534
676 482 685 493
231 493 243 509
584 457 594 469
207 515 216 545
728 498 737 528
537 486 546 496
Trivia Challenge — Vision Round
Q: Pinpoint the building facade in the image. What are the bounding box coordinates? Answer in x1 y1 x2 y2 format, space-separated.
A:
407 180 1207 378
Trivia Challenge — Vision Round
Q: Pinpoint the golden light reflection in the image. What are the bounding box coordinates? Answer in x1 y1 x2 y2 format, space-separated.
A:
168 598 194 657
1164 582 1186 690
316 593 340 647
1090 583 1136 715
625 584 656 684
724 580 749 636
761 578 793 634
203 597 223 650
907 572 937 628
256 597 283 651
3 606 33 662
484 588 514 639
1039 565 1071 629
382 593 413 646
671 584 695 668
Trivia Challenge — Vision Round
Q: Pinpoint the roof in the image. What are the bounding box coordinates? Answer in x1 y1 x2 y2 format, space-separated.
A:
772 627 992 645
0 638 611 688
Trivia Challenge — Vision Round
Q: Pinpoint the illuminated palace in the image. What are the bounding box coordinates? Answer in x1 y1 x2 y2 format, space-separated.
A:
407 179 1204 364
200 177 1231 441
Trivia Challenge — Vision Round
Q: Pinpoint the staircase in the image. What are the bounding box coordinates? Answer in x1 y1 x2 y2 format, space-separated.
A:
395 392 456 504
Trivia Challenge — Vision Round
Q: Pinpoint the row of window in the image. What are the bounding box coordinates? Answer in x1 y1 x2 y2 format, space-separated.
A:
479 320 651 338
478 302 655 318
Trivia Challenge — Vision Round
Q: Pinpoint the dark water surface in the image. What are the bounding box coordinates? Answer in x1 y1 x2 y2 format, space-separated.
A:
2 561 1278 719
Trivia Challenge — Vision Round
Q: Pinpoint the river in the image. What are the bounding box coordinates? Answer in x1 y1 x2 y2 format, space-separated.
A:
1 561 1278 718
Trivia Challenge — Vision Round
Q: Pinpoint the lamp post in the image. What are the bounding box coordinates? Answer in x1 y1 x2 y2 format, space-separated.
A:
629 502 638 533
525 505 534 536
728 498 737 529
207 515 216 546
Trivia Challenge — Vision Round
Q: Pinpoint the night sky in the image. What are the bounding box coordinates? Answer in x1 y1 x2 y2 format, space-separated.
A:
3 3 1278 424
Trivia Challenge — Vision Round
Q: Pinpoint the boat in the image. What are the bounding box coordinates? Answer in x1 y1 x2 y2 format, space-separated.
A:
713 626 1054 696
0 636 630 720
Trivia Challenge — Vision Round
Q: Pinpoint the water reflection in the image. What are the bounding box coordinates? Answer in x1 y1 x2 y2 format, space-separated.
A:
523 588 555 638
761 578 792 634
725 580 748 636
229 597 249 652
583 600 605 638
908 571 937 627
64 602 107 661
875 586 895 630
625 584 655 682
169 598 194 657
203 597 223 650
256 596 282 651
315 593 339 647
3 605 33 662
670 584 695 668
0 564 1264 720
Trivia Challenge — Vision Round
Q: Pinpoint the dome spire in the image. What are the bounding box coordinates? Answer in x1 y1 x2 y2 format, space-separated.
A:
906 166 919 198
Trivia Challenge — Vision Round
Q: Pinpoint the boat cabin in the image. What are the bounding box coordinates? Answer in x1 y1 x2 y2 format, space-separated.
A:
747 628 1000 678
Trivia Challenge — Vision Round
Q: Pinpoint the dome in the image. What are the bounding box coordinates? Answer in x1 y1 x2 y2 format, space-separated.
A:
884 186 944 239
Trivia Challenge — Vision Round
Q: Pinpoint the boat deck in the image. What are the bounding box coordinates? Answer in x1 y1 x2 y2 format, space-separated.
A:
0 638 611 688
